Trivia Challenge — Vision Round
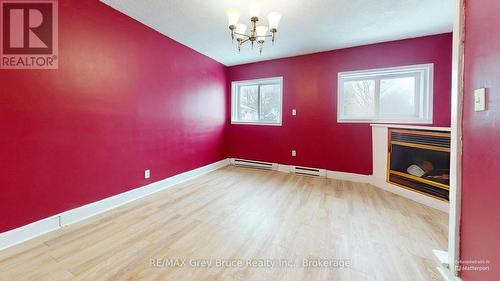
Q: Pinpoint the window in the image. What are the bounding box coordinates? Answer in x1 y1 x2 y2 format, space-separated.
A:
231 77 283 125
338 64 433 124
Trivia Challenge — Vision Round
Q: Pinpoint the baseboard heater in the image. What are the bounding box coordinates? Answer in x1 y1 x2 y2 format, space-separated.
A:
231 159 274 170
292 166 326 177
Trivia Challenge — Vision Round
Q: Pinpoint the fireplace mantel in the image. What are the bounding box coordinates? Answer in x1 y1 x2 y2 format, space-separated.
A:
370 124 451 132
371 124 450 212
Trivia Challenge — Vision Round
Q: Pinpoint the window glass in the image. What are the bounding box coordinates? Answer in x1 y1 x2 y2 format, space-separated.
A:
259 84 281 123
380 76 416 116
231 78 283 125
338 64 432 123
342 80 375 117
237 85 259 122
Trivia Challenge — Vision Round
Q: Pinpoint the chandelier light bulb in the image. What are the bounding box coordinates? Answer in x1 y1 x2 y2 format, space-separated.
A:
267 12 281 31
256 26 268 42
249 4 260 19
227 9 240 28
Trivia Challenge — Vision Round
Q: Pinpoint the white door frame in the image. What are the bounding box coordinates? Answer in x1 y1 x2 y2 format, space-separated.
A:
449 0 465 277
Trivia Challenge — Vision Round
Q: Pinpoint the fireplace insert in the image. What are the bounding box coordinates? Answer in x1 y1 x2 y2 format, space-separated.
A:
387 129 450 201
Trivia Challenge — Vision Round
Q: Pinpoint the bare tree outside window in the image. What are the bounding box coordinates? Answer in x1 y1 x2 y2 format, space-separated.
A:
238 85 259 121
259 84 281 122
343 80 375 117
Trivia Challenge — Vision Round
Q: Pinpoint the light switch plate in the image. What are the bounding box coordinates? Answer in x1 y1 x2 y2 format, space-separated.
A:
292 109 297 116
474 88 486 112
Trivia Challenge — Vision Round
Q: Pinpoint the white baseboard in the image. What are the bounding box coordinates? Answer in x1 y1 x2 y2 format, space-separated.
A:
0 159 230 251
433 249 450 268
0 216 60 251
277 164 292 173
326 170 371 183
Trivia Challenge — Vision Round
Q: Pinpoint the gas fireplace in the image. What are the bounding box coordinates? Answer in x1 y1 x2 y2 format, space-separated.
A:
387 129 450 201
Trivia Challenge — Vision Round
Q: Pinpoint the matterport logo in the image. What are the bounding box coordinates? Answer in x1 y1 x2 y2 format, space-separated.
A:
0 0 58 69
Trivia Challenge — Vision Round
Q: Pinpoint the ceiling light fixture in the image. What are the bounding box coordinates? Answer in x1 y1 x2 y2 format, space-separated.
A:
227 5 281 54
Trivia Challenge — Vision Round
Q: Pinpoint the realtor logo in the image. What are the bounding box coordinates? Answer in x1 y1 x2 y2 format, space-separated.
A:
1 0 58 69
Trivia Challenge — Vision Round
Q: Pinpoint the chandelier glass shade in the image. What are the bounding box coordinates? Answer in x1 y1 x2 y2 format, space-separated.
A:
227 6 281 54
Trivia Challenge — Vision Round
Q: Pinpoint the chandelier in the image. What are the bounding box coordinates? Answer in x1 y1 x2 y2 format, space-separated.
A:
227 6 281 54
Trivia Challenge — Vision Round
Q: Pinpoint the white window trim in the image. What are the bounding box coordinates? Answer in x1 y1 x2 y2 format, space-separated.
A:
231 77 283 126
337 63 434 124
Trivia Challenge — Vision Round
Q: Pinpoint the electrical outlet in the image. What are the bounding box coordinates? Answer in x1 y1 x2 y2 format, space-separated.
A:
292 109 297 116
145 169 150 179
292 150 297 157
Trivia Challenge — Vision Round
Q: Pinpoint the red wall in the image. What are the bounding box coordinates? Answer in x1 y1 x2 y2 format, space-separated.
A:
0 1 227 233
226 34 452 174
461 0 500 280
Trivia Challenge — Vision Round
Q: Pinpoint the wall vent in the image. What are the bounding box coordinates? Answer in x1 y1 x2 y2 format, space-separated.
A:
292 166 326 177
231 159 275 170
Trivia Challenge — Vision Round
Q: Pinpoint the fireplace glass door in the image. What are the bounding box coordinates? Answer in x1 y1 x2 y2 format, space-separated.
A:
387 129 450 201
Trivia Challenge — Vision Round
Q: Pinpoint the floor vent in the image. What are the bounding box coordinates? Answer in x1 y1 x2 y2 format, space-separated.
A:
231 159 274 170
292 166 326 177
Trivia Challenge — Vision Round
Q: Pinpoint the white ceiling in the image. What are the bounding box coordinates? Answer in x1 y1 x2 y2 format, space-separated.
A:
100 0 454 66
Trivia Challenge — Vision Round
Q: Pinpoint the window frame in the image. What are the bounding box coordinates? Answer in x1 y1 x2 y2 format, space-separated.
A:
337 64 434 124
231 77 283 126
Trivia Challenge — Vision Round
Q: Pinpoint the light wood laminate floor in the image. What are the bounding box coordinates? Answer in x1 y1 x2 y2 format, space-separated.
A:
0 166 448 281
